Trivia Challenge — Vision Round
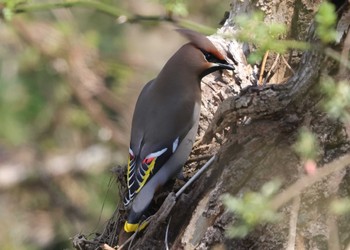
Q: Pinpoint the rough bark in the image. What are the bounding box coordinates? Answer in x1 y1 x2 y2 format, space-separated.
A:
73 0 350 249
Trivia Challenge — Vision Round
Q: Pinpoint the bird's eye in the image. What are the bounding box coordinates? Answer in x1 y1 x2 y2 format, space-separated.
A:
143 157 155 165
205 52 214 61
202 51 216 62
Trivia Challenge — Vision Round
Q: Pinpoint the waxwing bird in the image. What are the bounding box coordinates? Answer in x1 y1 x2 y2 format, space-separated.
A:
123 29 233 233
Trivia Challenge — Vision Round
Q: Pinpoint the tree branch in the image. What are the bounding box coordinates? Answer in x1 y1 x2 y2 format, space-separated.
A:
13 0 125 17
11 0 216 34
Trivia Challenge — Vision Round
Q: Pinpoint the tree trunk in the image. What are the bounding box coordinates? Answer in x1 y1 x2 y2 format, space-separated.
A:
73 1 350 249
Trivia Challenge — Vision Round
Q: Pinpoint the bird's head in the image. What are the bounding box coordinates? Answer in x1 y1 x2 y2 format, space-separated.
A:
174 29 234 79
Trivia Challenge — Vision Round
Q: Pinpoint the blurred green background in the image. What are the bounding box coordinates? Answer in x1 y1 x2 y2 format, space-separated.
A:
0 0 230 249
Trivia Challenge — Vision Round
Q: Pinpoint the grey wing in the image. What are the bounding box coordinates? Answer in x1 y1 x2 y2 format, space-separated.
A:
130 116 199 216
124 80 200 206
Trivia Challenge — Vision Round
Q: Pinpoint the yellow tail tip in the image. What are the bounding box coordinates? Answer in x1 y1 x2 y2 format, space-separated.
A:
124 220 150 233
124 222 139 233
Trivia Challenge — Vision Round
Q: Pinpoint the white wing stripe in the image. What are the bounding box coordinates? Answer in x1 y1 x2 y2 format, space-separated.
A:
128 171 135 182
129 162 136 171
145 148 167 159
129 148 134 156
172 137 179 153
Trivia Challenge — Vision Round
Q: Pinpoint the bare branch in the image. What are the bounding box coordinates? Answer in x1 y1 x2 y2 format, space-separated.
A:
286 196 300 250
13 0 125 17
270 153 350 210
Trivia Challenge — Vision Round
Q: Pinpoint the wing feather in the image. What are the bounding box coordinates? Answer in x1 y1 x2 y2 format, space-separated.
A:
124 78 198 206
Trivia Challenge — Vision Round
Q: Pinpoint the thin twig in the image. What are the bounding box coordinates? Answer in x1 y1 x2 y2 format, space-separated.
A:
176 155 216 198
13 1 215 34
281 55 295 74
116 231 137 250
295 234 306 250
102 244 115 250
165 217 172 250
325 48 350 70
14 0 125 17
286 196 300 250
264 53 280 84
328 215 341 250
258 50 269 85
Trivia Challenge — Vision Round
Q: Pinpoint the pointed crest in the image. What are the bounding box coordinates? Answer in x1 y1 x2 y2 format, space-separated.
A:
176 29 225 60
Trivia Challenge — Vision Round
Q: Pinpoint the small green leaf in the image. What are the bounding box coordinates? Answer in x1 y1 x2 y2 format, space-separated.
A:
3 7 13 20
261 180 281 197
226 225 251 238
293 128 318 161
158 0 188 16
321 77 350 122
222 181 281 238
247 53 263 64
235 11 308 63
315 2 337 43
330 198 350 215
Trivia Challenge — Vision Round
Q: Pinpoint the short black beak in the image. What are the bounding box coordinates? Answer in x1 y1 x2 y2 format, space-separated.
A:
215 62 234 70
200 61 234 79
